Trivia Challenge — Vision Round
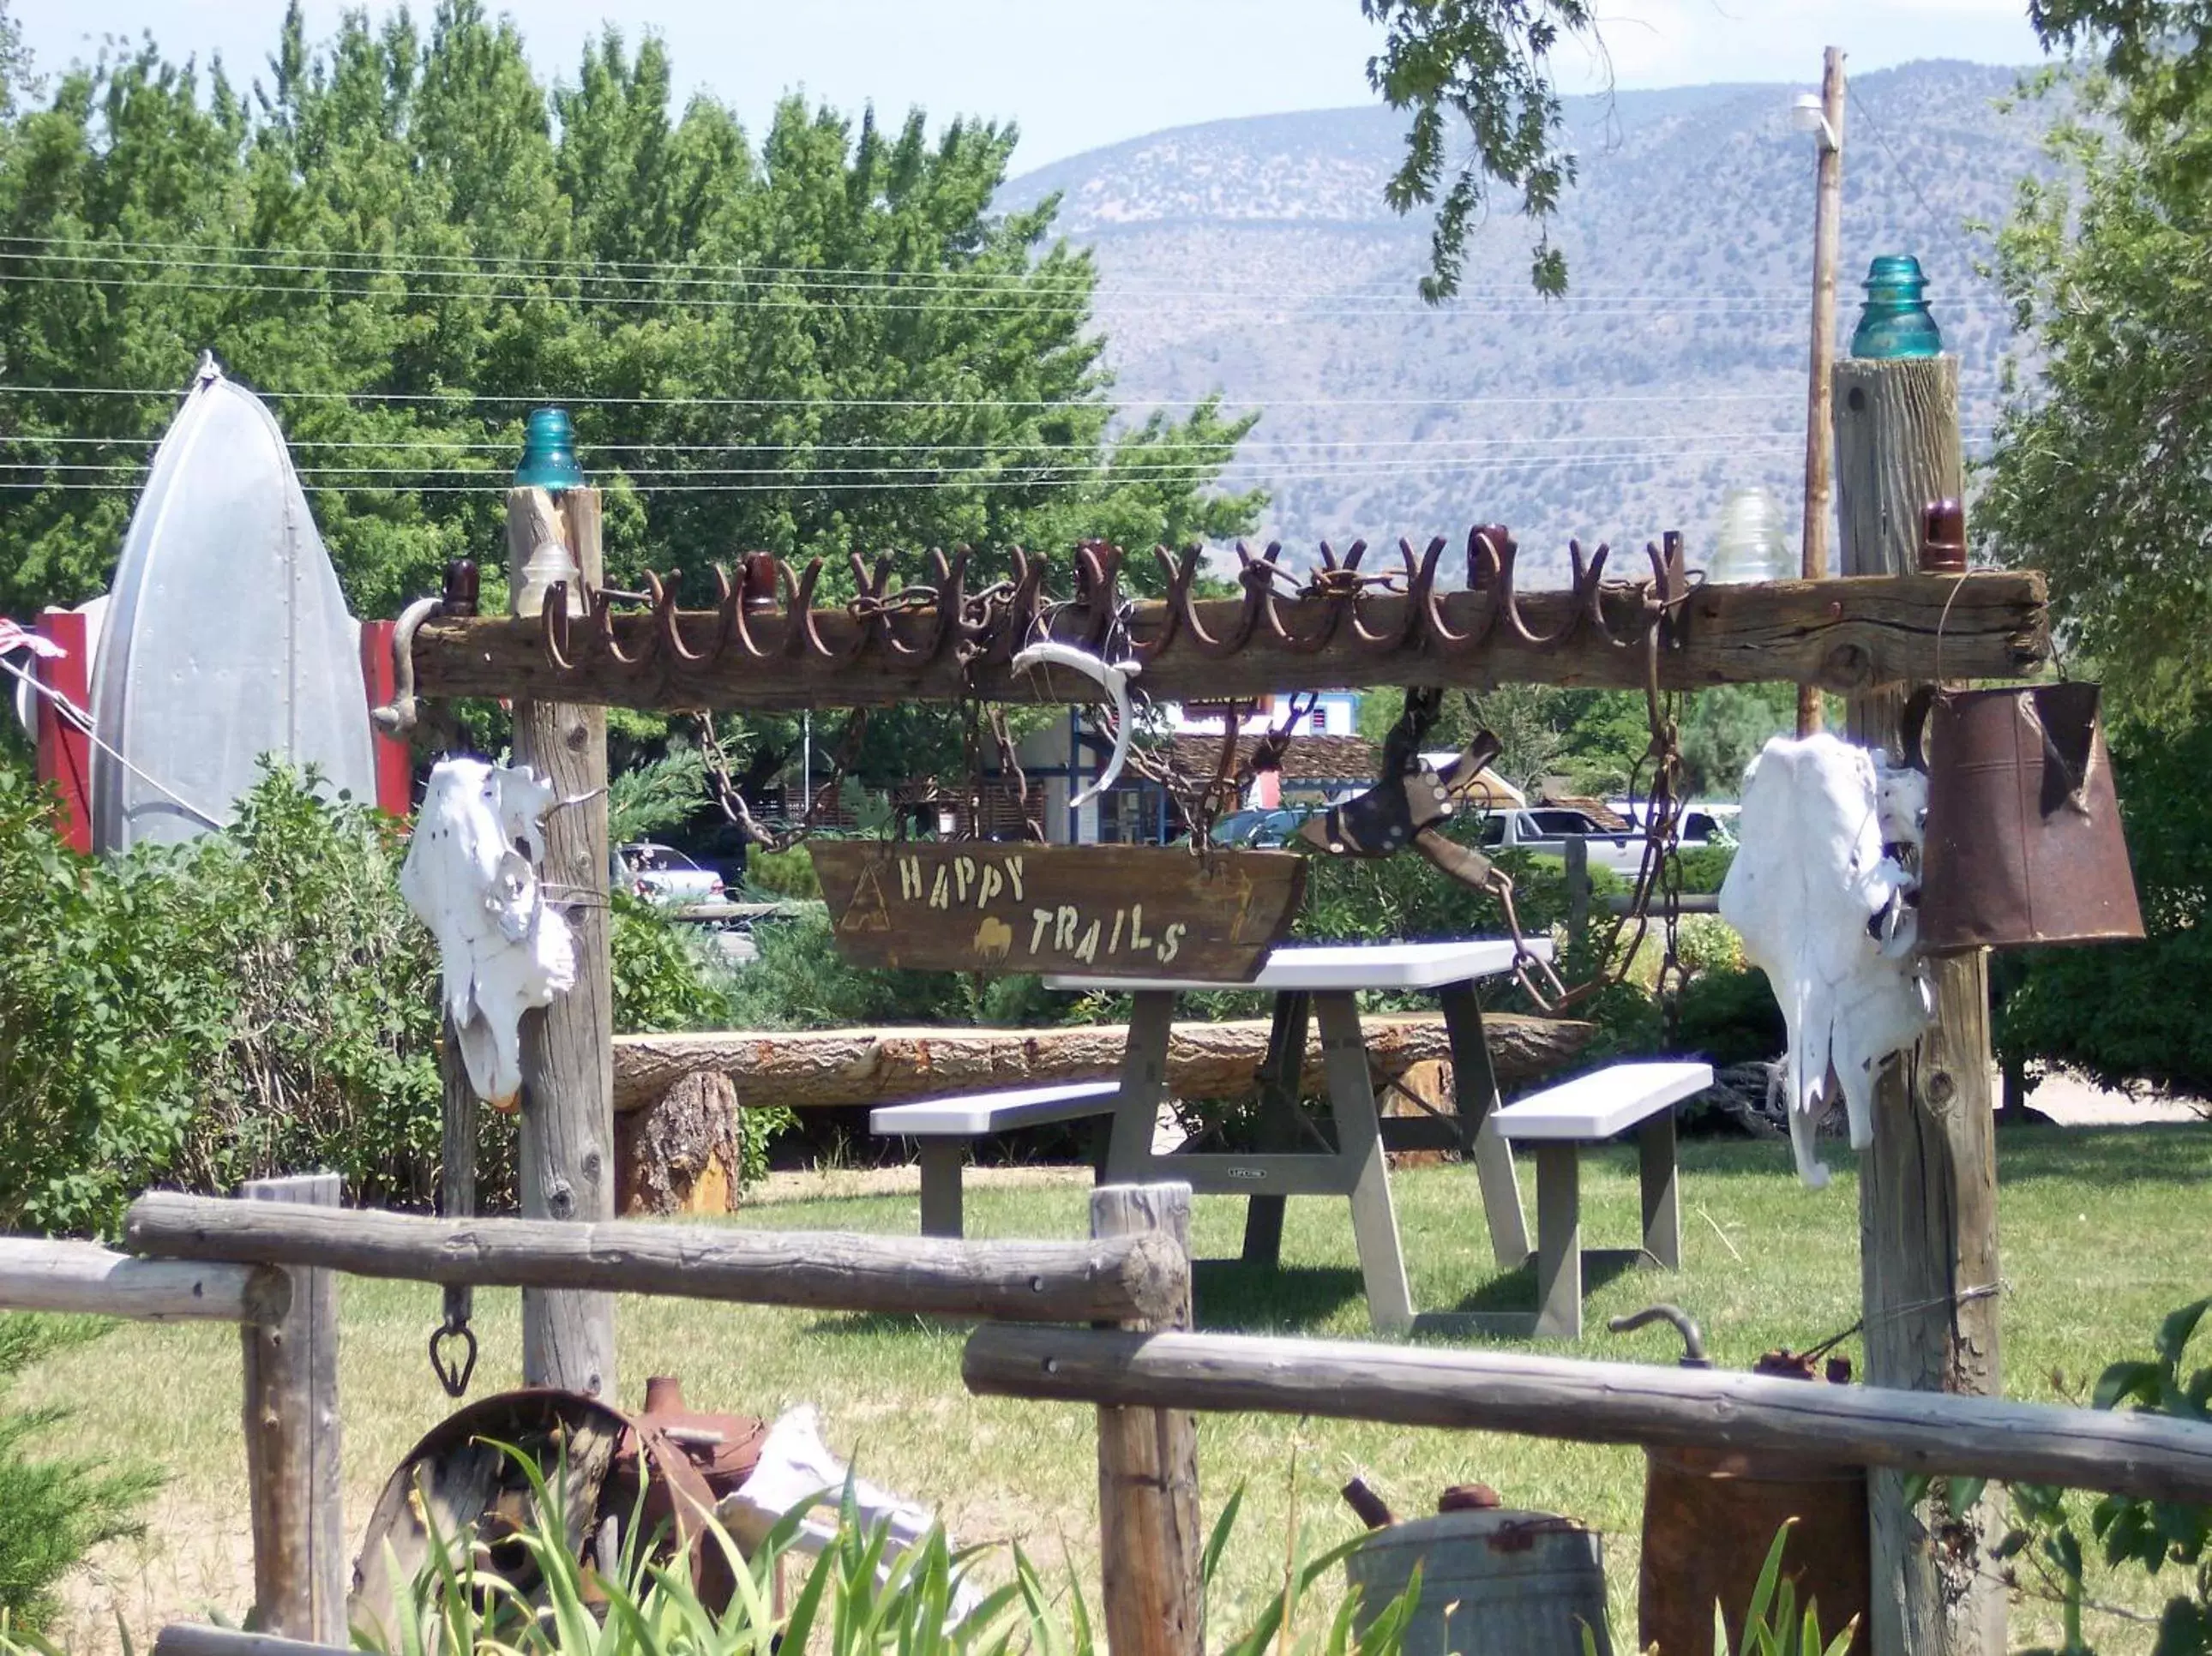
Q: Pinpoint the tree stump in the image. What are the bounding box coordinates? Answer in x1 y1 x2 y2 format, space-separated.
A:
616 1071 742 1216
1382 1058 1456 1169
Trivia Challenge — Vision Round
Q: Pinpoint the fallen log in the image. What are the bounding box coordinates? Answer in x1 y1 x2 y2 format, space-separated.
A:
611 1011 1591 1114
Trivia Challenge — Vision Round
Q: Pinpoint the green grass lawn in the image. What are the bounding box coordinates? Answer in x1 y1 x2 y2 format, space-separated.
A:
18 1121 2211 1653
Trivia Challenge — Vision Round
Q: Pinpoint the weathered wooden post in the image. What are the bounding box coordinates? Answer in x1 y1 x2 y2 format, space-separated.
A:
1797 44 1848 736
1091 1183 1202 1656
1563 835 1590 951
239 1173 344 1643
1834 350 2005 1656
507 411 617 1399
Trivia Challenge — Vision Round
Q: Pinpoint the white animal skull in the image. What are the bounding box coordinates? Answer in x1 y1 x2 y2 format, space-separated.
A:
1719 734 1928 1187
398 758 576 1107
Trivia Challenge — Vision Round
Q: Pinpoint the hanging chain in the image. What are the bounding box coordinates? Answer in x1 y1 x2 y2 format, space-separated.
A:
1118 687 1320 847
1443 583 1691 1017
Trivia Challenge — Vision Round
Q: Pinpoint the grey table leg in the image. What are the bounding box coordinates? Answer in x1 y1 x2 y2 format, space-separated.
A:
1316 992 1415 1335
1241 991 1311 1267
1440 981 1532 1268
1532 1142 1584 1340
1640 1107 1680 1270
1105 990 1178 1185
917 1141 966 1239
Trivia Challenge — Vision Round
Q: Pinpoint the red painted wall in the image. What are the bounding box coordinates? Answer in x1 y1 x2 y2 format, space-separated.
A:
358 621 413 818
33 609 92 853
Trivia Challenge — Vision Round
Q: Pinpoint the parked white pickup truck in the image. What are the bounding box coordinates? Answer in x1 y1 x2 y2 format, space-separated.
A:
1477 804 1738 877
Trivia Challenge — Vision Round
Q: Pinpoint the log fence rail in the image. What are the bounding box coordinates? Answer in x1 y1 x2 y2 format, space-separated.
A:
6 1179 2210 1656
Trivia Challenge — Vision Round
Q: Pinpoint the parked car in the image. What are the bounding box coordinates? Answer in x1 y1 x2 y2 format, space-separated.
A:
1610 800 1741 852
1479 803 1739 877
611 842 725 907
1210 807 1318 848
1475 807 1645 873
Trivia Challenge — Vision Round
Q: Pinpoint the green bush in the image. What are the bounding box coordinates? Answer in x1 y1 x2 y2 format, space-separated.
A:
0 761 754 1235
0 765 226 1234
1674 843 1735 895
1674 966 1785 1067
741 846 822 901
723 907 1071 1032
1997 696 2212 1100
0 1317 156 1629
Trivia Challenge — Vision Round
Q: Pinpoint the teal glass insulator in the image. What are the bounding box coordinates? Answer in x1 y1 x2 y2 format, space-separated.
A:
513 407 588 490
1849 255 1943 360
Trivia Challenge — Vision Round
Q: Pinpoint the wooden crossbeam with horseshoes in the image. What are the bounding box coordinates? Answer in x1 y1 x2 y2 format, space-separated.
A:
385 529 2050 717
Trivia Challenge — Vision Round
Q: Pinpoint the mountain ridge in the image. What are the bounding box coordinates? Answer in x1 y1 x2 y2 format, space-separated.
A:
998 60 2052 573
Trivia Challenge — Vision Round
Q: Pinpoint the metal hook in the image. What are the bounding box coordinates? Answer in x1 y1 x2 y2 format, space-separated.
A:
373 594 444 733
428 1316 478 1399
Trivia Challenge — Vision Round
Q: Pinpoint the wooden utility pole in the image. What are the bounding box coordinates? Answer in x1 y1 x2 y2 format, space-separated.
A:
1835 353 2005 1656
1800 45 1848 737
507 483 617 1399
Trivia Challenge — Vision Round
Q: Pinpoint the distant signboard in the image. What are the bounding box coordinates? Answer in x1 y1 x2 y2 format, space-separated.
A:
808 843 1306 981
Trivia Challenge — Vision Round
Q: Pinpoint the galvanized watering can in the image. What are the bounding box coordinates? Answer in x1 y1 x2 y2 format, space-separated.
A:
1902 681 2144 951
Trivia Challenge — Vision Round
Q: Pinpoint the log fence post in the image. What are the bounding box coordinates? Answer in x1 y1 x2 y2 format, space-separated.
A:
1090 1184 1202 1656
508 474 617 1400
1836 351 2005 1656
239 1173 345 1644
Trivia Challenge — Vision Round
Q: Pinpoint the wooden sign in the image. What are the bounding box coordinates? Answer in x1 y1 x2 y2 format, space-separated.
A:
807 843 1306 981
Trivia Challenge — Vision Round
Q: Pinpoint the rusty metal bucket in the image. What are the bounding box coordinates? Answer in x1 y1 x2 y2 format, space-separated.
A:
1904 681 2144 951
1638 1447 1868 1655
1614 1308 1868 1655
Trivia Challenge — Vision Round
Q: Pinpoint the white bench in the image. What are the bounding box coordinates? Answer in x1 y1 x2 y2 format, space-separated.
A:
1490 1059 1713 1339
869 1081 1121 1238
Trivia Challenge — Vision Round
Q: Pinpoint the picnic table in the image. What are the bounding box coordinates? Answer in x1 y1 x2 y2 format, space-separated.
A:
1043 939 1549 1334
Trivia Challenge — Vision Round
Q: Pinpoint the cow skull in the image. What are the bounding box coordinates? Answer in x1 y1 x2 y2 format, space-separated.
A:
399 758 576 1108
1719 734 1929 1188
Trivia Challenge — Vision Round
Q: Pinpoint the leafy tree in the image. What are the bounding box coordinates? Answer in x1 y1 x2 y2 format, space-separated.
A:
1678 683 1792 797
0 3 1260 623
2029 0 2212 131
1361 0 1597 297
1980 59 2212 717
0 0 31 122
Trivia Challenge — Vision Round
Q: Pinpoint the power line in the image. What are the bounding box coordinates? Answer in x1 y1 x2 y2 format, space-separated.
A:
1848 89 2005 300
0 261 2022 320
0 442 1807 494
0 383 1799 409
0 267 1957 321
0 429 1808 459
0 231 1912 304
0 440 1810 483
0 426 1795 453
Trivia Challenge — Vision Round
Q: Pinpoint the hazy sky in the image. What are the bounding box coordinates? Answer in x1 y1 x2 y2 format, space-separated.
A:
21 0 2049 172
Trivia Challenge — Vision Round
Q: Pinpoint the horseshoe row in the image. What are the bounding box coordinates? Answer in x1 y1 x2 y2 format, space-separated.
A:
534 525 1688 681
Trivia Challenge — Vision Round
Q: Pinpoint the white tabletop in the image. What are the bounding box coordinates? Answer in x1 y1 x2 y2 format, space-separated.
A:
1044 937 1554 995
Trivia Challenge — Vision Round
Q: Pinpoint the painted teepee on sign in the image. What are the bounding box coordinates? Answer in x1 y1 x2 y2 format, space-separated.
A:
88 357 378 853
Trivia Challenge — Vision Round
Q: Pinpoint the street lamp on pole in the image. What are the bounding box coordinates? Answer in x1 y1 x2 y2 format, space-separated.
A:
1796 49 1848 737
